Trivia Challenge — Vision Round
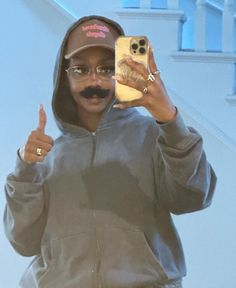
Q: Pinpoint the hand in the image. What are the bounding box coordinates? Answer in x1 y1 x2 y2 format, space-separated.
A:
113 46 176 123
20 105 54 163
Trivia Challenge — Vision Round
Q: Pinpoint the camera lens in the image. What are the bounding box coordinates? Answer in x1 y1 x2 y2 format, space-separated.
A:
139 47 146 54
139 39 146 46
131 43 138 50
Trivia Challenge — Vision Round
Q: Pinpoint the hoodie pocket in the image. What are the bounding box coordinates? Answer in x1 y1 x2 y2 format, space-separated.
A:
101 228 167 287
39 232 97 288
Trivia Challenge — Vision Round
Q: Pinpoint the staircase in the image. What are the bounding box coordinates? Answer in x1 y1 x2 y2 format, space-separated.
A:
46 0 236 151
118 0 236 151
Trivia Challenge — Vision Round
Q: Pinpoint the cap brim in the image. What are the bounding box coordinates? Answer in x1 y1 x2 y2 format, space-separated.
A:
64 44 114 59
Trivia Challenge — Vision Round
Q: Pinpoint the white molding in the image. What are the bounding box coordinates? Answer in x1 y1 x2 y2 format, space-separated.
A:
195 0 207 51
116 8 186 22
167 86 236 153
44 0 77 21
43 0 236 22
207 0 223 10
171 51 236 63
207 0 236 17
208 0 223 7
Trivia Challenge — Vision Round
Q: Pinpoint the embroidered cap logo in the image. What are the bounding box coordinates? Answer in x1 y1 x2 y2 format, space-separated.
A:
64 19 120 59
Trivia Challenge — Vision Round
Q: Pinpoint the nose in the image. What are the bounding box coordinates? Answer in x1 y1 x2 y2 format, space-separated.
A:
90 71 102 85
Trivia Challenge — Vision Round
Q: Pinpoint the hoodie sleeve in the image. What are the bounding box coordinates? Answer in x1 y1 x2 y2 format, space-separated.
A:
3 153 47 256
155 111 217 214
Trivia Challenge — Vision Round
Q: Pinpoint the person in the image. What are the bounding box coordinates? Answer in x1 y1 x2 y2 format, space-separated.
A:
3 15 216 288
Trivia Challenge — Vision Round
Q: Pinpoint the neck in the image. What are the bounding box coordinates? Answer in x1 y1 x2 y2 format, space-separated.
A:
76 109 103 132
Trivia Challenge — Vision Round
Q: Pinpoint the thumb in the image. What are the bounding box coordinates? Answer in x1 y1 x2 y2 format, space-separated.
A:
37 104 47 133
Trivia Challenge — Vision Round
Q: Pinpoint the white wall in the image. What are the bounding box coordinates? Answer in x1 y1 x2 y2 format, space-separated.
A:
1 0 236 287
0 1 72 287
56 0 122 18
174 108 236 288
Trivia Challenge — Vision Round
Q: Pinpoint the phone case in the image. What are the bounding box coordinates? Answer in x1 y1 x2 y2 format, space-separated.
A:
115 36 149 102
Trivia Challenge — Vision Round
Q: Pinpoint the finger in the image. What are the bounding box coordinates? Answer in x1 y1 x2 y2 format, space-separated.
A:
23 137 53 163
113 100 143 109
37 134 54 146
37 104 47 133
123 54 159 85
29 130 54 145
25 146 46 157
22 145 45 163
24 152 45 163
113 74 147 94
122 56 148 81
32 155 45 162
148 45 158 73
113 95 146 109
25 140 53 155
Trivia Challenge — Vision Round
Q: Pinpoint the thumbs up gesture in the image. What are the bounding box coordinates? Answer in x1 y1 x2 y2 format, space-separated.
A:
20 105 54 163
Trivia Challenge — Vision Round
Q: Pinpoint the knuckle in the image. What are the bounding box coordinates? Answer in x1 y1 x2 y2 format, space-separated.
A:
43 143 51 152
30 130 37 137
48 145 53 152
122 77 128 84
29 131 38 141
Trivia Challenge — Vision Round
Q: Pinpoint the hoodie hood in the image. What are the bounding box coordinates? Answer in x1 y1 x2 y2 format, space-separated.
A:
52 15 125 133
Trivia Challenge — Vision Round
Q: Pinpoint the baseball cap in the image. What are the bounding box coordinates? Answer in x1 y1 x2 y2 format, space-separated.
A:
64 16 124 59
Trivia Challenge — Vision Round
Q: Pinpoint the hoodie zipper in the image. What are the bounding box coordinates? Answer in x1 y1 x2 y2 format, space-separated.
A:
90 131 103 288
90 132 97 167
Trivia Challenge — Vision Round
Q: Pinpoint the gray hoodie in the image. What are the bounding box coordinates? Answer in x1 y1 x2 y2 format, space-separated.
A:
3 15 216 288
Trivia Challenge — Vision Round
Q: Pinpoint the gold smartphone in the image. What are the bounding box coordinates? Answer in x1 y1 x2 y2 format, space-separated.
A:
115 36 149 102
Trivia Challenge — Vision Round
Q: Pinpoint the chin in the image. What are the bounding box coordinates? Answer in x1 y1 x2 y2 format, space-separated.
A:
81 96 113 114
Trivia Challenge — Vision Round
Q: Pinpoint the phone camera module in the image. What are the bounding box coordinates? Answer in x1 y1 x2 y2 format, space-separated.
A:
130 38 147 55
139 47 146 54
139 39 146 46
131 43 138 50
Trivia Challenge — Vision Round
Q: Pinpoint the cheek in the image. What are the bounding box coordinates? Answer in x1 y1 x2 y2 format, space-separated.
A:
107 79 115 92
68 79 82 94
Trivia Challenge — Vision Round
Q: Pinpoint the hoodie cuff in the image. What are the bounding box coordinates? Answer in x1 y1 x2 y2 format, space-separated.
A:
12 149 41 182
158 110 192 147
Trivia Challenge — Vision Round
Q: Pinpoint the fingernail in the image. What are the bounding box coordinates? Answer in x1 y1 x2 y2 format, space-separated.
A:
39 104 44 110
113 104 123 109
112 75 124 81
124 55 132 63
